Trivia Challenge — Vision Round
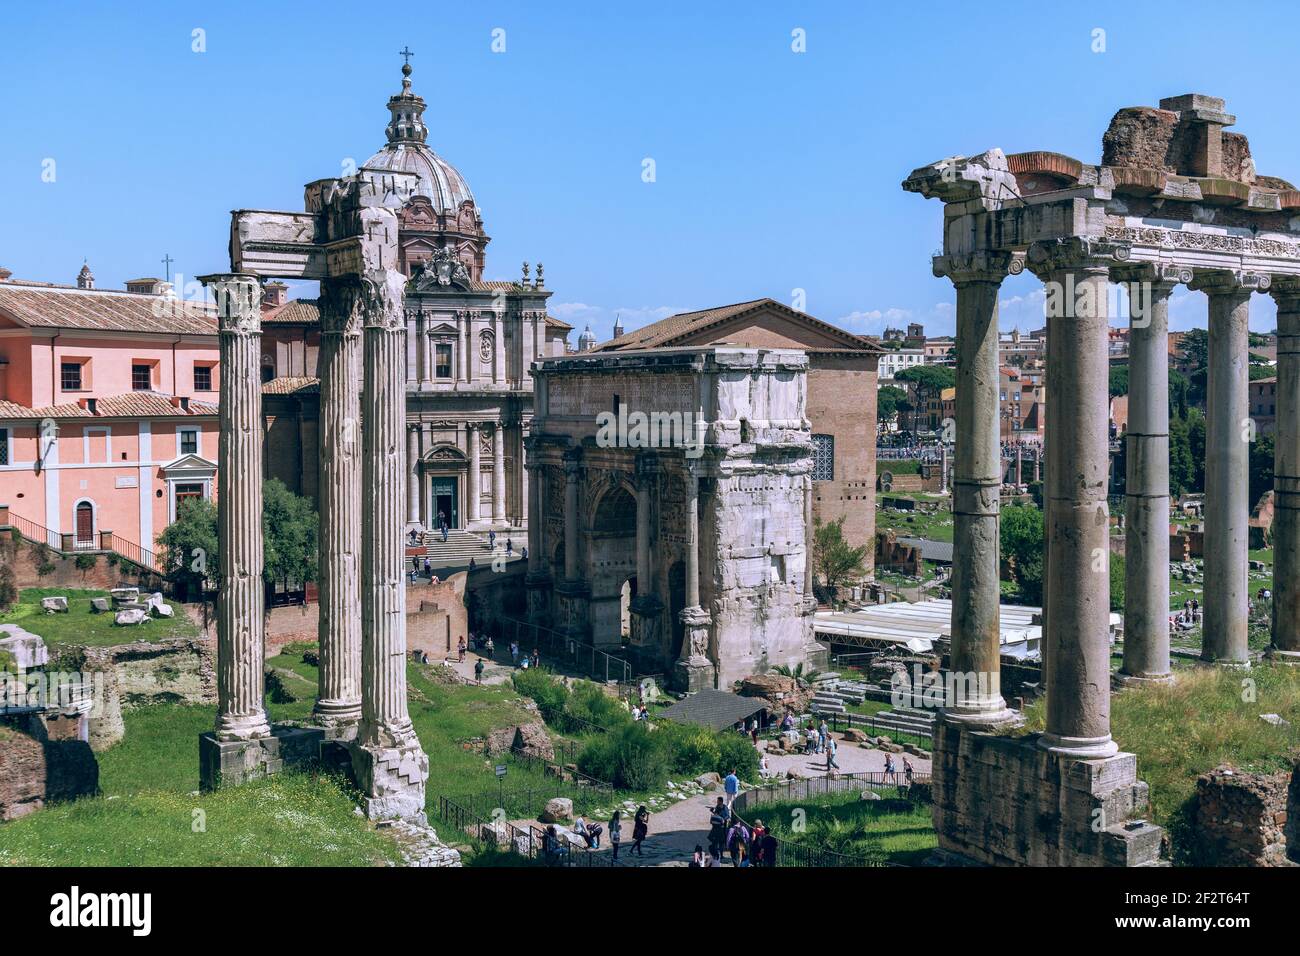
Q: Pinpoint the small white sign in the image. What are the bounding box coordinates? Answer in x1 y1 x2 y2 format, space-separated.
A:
115 476 139 489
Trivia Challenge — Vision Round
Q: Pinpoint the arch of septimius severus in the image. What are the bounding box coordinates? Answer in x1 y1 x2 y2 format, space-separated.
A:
904 93 1298 865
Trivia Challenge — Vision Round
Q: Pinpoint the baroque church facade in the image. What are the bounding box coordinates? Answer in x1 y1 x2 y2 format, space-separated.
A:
261 64 572 532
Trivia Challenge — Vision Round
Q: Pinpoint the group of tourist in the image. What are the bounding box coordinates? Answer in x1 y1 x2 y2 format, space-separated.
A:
698 794 778 867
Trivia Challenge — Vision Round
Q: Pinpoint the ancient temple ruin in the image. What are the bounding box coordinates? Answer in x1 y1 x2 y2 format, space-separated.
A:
526 347 826 690
901 92 1300 864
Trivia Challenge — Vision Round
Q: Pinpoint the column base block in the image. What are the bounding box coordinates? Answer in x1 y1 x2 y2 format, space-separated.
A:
312 701 361 741
673 657 717 693
932 721 1163 866
199 726 325 792
1264 647 1300 665
348 736 430 825
939 704 1022 731
1112 671 1176 689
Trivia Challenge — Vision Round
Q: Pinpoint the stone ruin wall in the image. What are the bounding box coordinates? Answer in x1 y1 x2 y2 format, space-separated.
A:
932 722 1163 867
1190 764 1300 866
705 468 813 687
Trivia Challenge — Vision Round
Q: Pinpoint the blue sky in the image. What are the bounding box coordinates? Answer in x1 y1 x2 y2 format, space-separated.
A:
1 0 1294 339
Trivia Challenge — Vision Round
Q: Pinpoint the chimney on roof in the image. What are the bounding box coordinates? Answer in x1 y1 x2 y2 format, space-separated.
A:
262 281 289 310
0 267 12 282
78 397 98 415
77 262 94 289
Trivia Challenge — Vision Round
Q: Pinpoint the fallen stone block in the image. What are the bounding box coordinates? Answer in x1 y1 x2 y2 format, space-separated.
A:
540 797 573 824
41 596 69 614
113 608 149 627
89 597 111 613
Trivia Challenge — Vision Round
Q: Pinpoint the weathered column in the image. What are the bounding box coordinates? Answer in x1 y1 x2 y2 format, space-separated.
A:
527 460 543 573
406 425 421 529
635 460 652 590
203 274 271 742
934 252 1014 725
493 309 506 383
1191 271 1261 666
351 267 428 822
313 276 364 730
1117 266 1182 685
492 423 507 522
467 424 482 524
1272 279 1300 661
803 473 815 599
564 452 581 582
675 469 714 691
1029 239 1122 756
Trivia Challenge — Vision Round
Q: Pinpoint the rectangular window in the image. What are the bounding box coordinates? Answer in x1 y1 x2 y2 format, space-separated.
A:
811 434 834 482
0 428 8 466
61 362 83 391
132 364 152 390
179 429 198 456
435 344 453 378
193 365 212 391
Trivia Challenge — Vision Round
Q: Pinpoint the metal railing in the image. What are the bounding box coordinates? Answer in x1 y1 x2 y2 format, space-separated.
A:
818 711 934 747
434 794 616 867
496 616 633 684
2 510 164 573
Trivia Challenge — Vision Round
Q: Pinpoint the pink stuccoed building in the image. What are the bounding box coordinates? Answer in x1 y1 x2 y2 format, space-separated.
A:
0 264 220 567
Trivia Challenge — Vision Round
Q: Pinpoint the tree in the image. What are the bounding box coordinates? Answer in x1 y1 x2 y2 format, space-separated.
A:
1108 364 1129 398
1169 414 1194 497
877 385 908 423
1000 504 1044 604
895 365 956 433
1109 552 1125 613
157 480 318 601
262 478 319 592
812 516 869 593
1168 368 1189 419
1187 409 1207 492
1250 432 1275 514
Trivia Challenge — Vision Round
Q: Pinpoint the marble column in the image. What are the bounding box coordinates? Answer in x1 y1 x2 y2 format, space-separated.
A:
202 274 271 742
1117 267 1182 685
313 276 364 730
635 462 653 591
935 252 1014 725
1191 271 1261 666
414 310 426 383
1272 279 1300 661
351 267 428 822
675 469 713 690
1029 239 1120 757
467 424 482 524
458 311 469 383
527 461 543 573
493 309 506 384
564 454 581 582
492 423 507 523
406 425 421 530
803 473 815 599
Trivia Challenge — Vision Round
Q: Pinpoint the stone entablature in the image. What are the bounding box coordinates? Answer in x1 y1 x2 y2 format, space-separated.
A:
527 347 826 690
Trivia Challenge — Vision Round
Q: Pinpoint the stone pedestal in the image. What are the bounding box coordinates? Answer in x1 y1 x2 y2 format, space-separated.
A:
931 721 1163 866
199 726 325 792
348 739 430 825
673 606 715 692
525 570 552 625
628 593 664 670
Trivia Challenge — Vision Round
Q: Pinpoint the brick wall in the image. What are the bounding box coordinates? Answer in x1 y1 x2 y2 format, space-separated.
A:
0 714 99 821
1192 765 1297 866
0 529 162 592
807 359 877 574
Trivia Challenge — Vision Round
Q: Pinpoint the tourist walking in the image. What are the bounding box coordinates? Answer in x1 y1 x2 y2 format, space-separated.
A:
903 755 915 787
818 719 829 754
750 819 767 866
423 556 432 578
506 537 514 555
707 801 728 861
726 819 750 866
510 641 519 666
690 845 706 867
488 530 496 550
630 806 649 856
883 752 896 784
473 658 485 683
609 811 623 861
457 637 466 663
723 769 739 808
825 734 840 773
531 647 540 668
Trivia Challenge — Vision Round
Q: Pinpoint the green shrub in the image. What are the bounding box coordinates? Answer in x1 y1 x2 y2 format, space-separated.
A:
511 668 570 723
656 721 721 775
0 564 17 613
578 723 672 790
565 681 631 729
715 730 761 781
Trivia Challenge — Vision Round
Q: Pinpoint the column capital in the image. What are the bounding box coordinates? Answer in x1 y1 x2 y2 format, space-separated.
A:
199 273 262 333
932 251 1015 286
563 445 583 474
1269 276 1300 313
360 268 408 331
319 275 366 336
1110 261 1191 289
635 452 661 480
1187 269 1270 295
1025 237 1131 280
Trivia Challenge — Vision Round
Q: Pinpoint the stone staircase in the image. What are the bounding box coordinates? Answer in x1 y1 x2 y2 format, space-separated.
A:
413 529 525 572
810 675 869 715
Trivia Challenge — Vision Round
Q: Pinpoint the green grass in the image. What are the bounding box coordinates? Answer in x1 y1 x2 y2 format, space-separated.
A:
1022 664 1300 861
874 495 954 543
0 701 398 866
755 791 937 866
2 588 198 649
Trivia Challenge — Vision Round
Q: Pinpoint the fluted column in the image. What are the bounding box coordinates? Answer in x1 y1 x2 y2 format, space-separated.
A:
934 252 1014 725
353 267 427 821
803 474 814 599
1117 266 1183 684
493 309 505 384
1191 270 1263 666
467 424 482 524
492 423 507 522
1028 238 1124 757
635 458 653 590
313 276 364 729
564 453 581 582
527 460 543 573
202 273 270 741
1272 280 1300 661
406 425 421 528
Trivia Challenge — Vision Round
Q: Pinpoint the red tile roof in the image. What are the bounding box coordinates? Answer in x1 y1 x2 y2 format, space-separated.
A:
0 282 217 335
262 377 320 395
0 392 217 420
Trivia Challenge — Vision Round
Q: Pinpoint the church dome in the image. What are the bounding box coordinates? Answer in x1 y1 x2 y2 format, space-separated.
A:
363 61 476 214
578 325 597 351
